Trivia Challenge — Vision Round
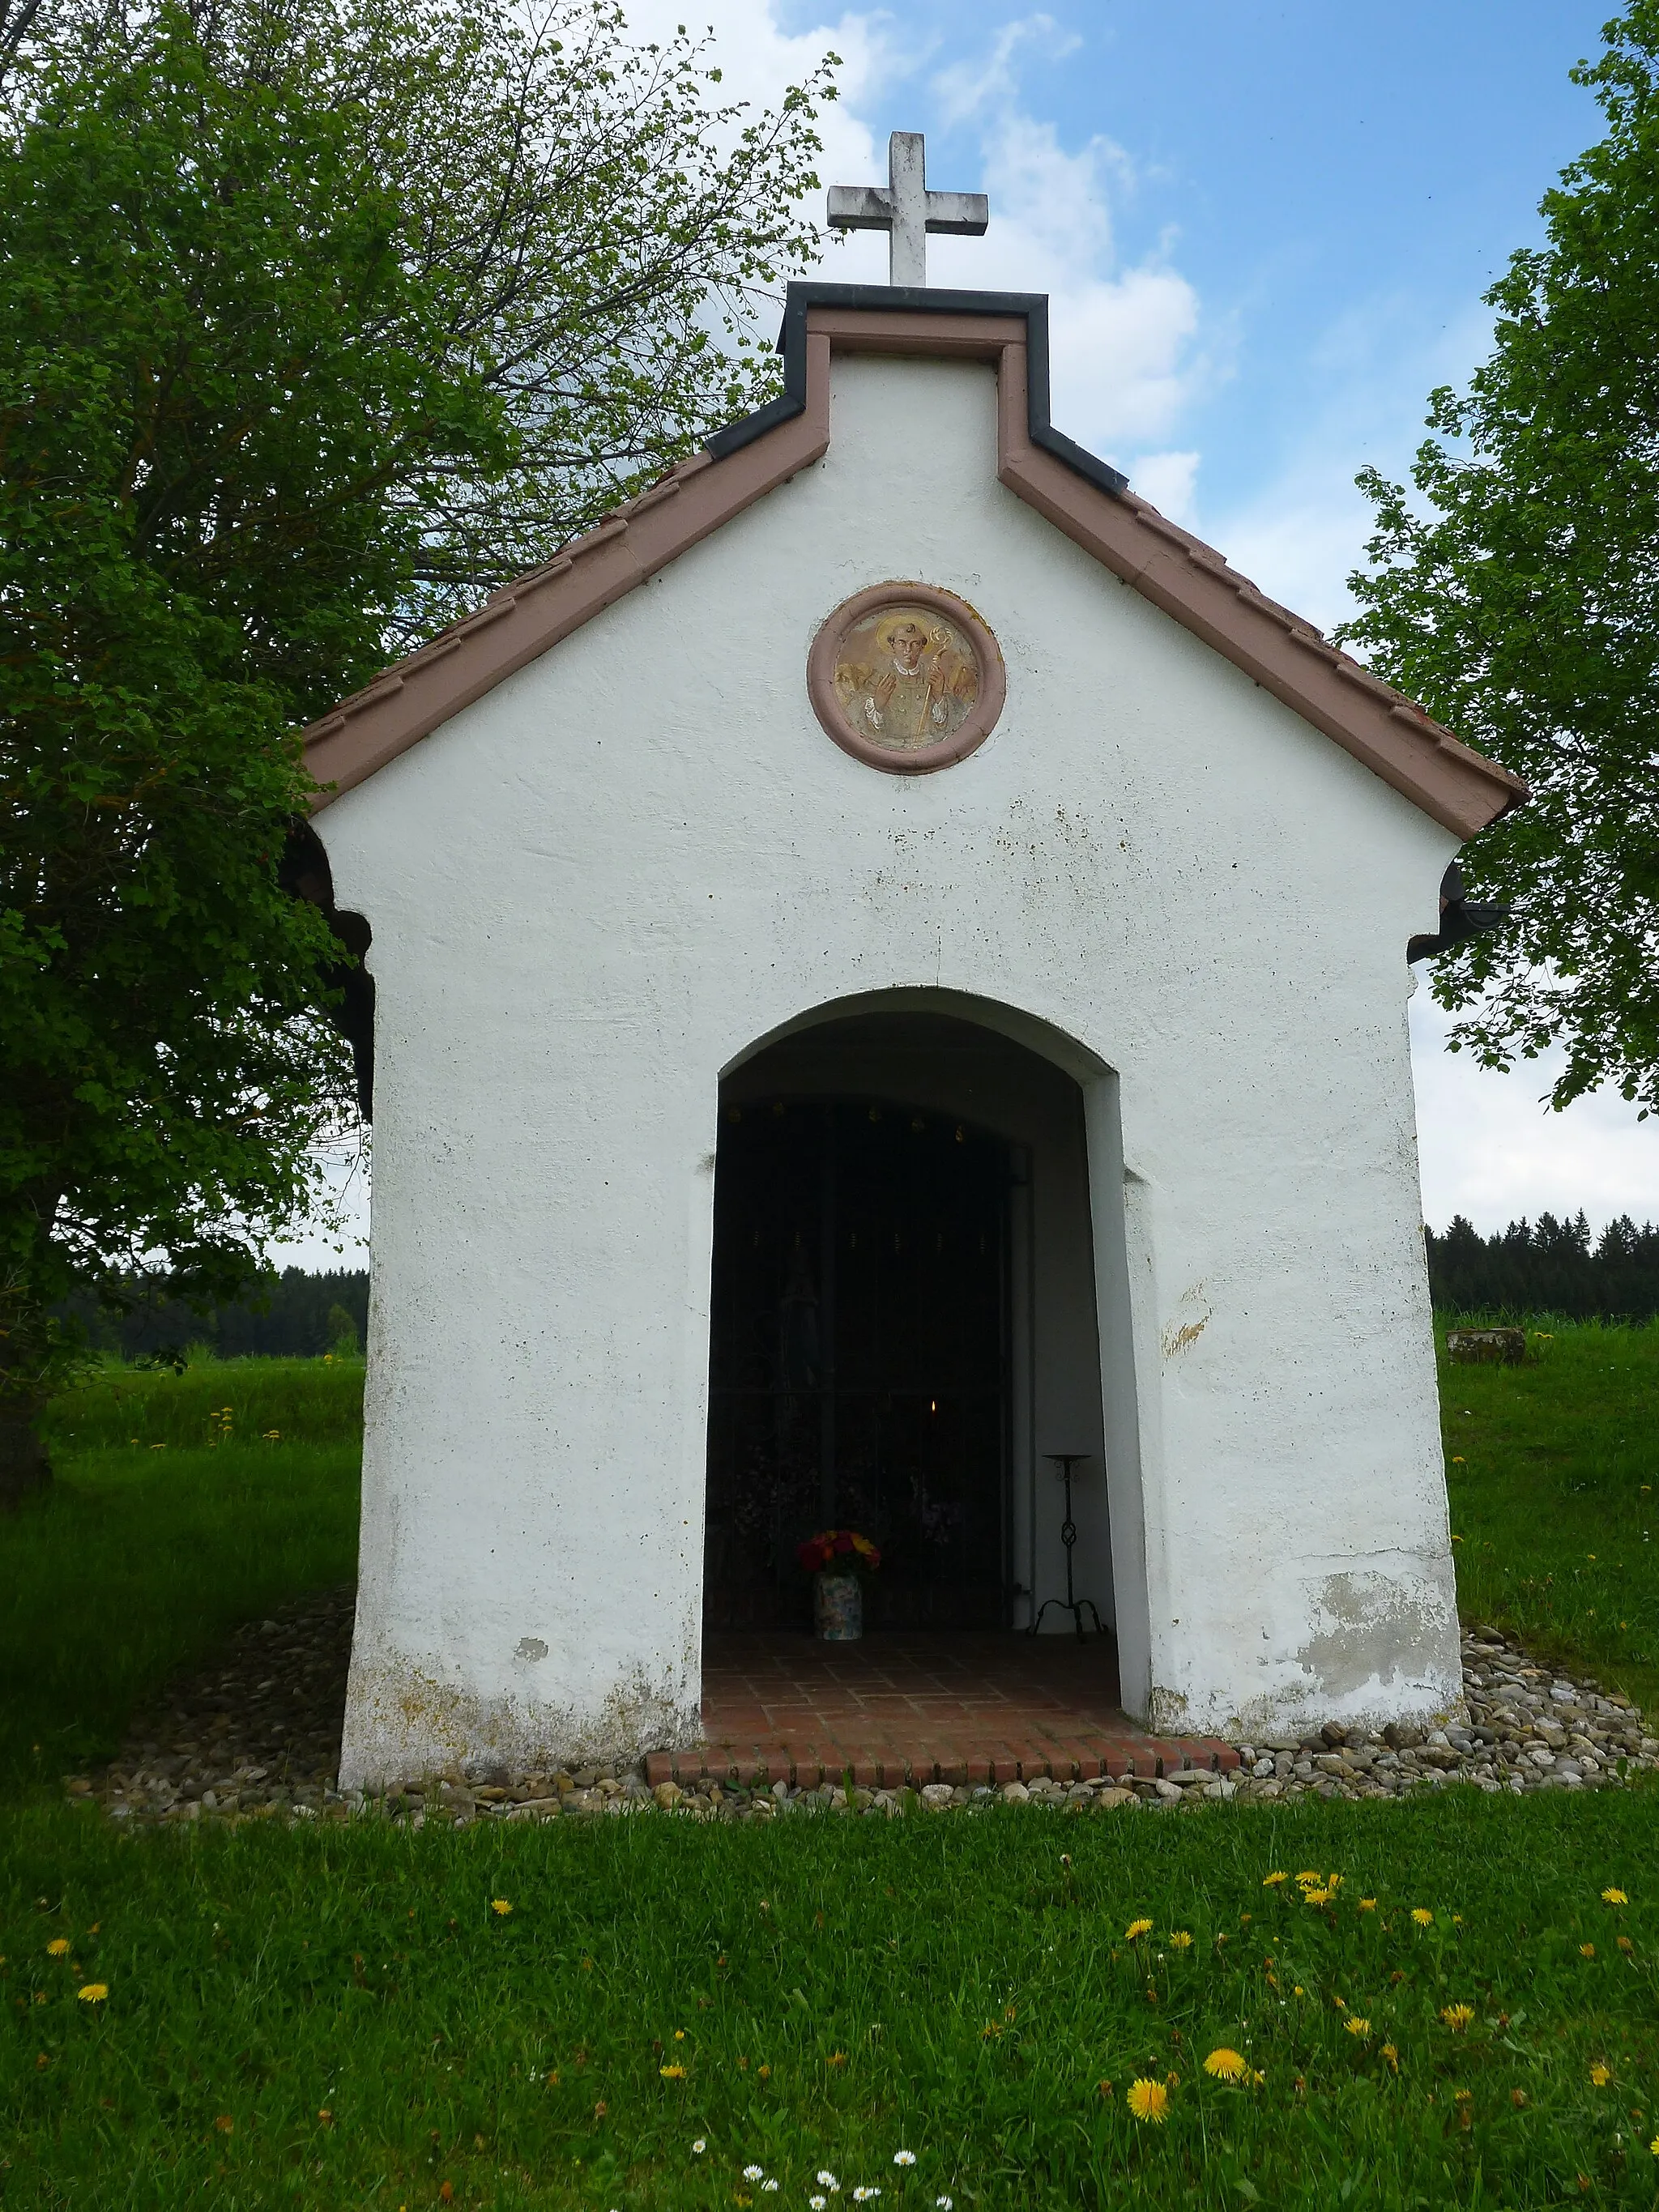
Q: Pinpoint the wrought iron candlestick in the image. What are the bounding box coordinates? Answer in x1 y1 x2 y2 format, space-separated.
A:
1029 1453 1103 1639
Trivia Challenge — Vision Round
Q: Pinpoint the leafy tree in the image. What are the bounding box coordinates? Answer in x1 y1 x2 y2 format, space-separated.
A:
1341 4 1659 1115
0 0 833 1502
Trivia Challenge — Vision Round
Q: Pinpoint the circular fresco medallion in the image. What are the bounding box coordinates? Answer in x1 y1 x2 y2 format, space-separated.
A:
808 582 1005 774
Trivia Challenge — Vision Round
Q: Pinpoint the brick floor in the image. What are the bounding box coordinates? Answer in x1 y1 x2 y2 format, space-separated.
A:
645 1632 1240 1788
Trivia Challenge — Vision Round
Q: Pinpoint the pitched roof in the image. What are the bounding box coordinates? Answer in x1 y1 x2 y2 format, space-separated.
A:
302 283 1526 838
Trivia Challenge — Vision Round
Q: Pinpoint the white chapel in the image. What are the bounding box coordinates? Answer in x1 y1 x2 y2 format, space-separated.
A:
299 139 1525 1788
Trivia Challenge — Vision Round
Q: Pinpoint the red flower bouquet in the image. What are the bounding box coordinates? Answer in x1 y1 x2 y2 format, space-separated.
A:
796 1528 881 1575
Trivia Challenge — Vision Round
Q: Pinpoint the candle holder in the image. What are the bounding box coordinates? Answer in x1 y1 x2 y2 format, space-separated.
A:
1028 1453 1103 1639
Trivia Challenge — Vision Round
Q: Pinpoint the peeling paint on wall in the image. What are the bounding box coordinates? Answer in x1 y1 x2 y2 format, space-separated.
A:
1161 1285 1211 1361
1146 1684 1190 1734
339 1647 702 1790
1295 1568 1461 1707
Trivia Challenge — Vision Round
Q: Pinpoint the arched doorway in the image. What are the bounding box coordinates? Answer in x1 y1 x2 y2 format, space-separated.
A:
703 1004 1118 1646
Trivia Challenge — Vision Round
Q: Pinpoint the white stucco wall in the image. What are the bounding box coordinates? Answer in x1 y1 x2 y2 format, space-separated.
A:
318 350 1462 1784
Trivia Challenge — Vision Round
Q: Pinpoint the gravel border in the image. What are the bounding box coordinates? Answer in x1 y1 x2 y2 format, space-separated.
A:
64 1595 1659 1827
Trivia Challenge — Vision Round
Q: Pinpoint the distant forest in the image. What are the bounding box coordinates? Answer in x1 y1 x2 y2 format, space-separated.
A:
64 1268 370 1361
55 1221 1659 1357
1427 1214 1659 1320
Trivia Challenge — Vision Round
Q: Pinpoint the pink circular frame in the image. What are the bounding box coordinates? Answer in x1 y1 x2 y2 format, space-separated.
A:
808 582 1006 775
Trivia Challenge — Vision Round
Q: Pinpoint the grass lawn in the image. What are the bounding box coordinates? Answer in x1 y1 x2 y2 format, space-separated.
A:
5 1328 1659 2206
1441 1321 1659 1715
6 1788 1659 2207
0 1360 362 1795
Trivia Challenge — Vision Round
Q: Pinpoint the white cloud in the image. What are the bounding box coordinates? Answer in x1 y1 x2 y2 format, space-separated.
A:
1126 448 1200 522
1205 477 1375 637
926 106 1205 458
266 1151 371 1269
1196 296 1495 634
615 2 1206 463
1411 991 1659 1234
614 0 894 207
932 14 1081 127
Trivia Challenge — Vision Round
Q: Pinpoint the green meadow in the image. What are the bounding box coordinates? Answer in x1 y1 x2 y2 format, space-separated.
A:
2 1359 362 1795
3 1325 1659 2207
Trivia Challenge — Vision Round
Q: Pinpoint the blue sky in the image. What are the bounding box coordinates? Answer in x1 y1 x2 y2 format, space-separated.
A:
285 2 1654 1264
759 0 1615 624
800 2 1609 522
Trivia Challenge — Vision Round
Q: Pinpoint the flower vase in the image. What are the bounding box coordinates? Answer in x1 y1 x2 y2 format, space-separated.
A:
814 1570 863 1642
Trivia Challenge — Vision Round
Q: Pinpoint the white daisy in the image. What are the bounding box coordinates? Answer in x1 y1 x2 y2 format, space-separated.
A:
817 2176 839 2192
936 2198 953 2209
893 2152 916 2167
763 2184 780 2195
853 2192 881 2203
811 2199 828 2210
744 2167 766 2183
692 2141 706 2154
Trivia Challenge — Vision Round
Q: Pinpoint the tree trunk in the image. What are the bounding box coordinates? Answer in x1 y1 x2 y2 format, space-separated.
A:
0 1387 51 1510
1 1179 64 1507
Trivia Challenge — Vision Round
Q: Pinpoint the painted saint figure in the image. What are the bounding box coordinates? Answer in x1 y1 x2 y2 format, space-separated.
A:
834 607 979 751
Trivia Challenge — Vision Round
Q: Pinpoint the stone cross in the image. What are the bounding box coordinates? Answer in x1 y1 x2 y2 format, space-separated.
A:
827 132 989 288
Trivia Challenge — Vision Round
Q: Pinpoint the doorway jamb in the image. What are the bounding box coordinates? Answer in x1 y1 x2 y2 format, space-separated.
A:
1082 1072 1154 1720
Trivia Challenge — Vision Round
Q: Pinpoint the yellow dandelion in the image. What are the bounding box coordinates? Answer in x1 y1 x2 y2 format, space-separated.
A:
1651 2136 1659 2158
1618 1937 1634 1954
1126 2077 1169 2124
1358 1898 1377 1912
1303 1888 1331 1907
1591 2063 1613 2086
1381 2043 1399 2073
76 1984 107 2003
1440 2005 1474 2031
1262 1873 1289 1888
1125 1918 1153 1941
1295 1871 1323 1886
1169 1931 1193 1950
1581 1943 1597 1959
659 2064 686 2079
1410 1908 1434 1927
1203 2048 1248 2082
45 1939 69 1958
1603 1888 1629 1905
1345 2017 1371 2038
1326 1874 1343 1891
490 1899 513 1916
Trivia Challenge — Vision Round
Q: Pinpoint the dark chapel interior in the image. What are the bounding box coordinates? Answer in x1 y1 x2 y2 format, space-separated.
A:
703 1091 1013 1634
